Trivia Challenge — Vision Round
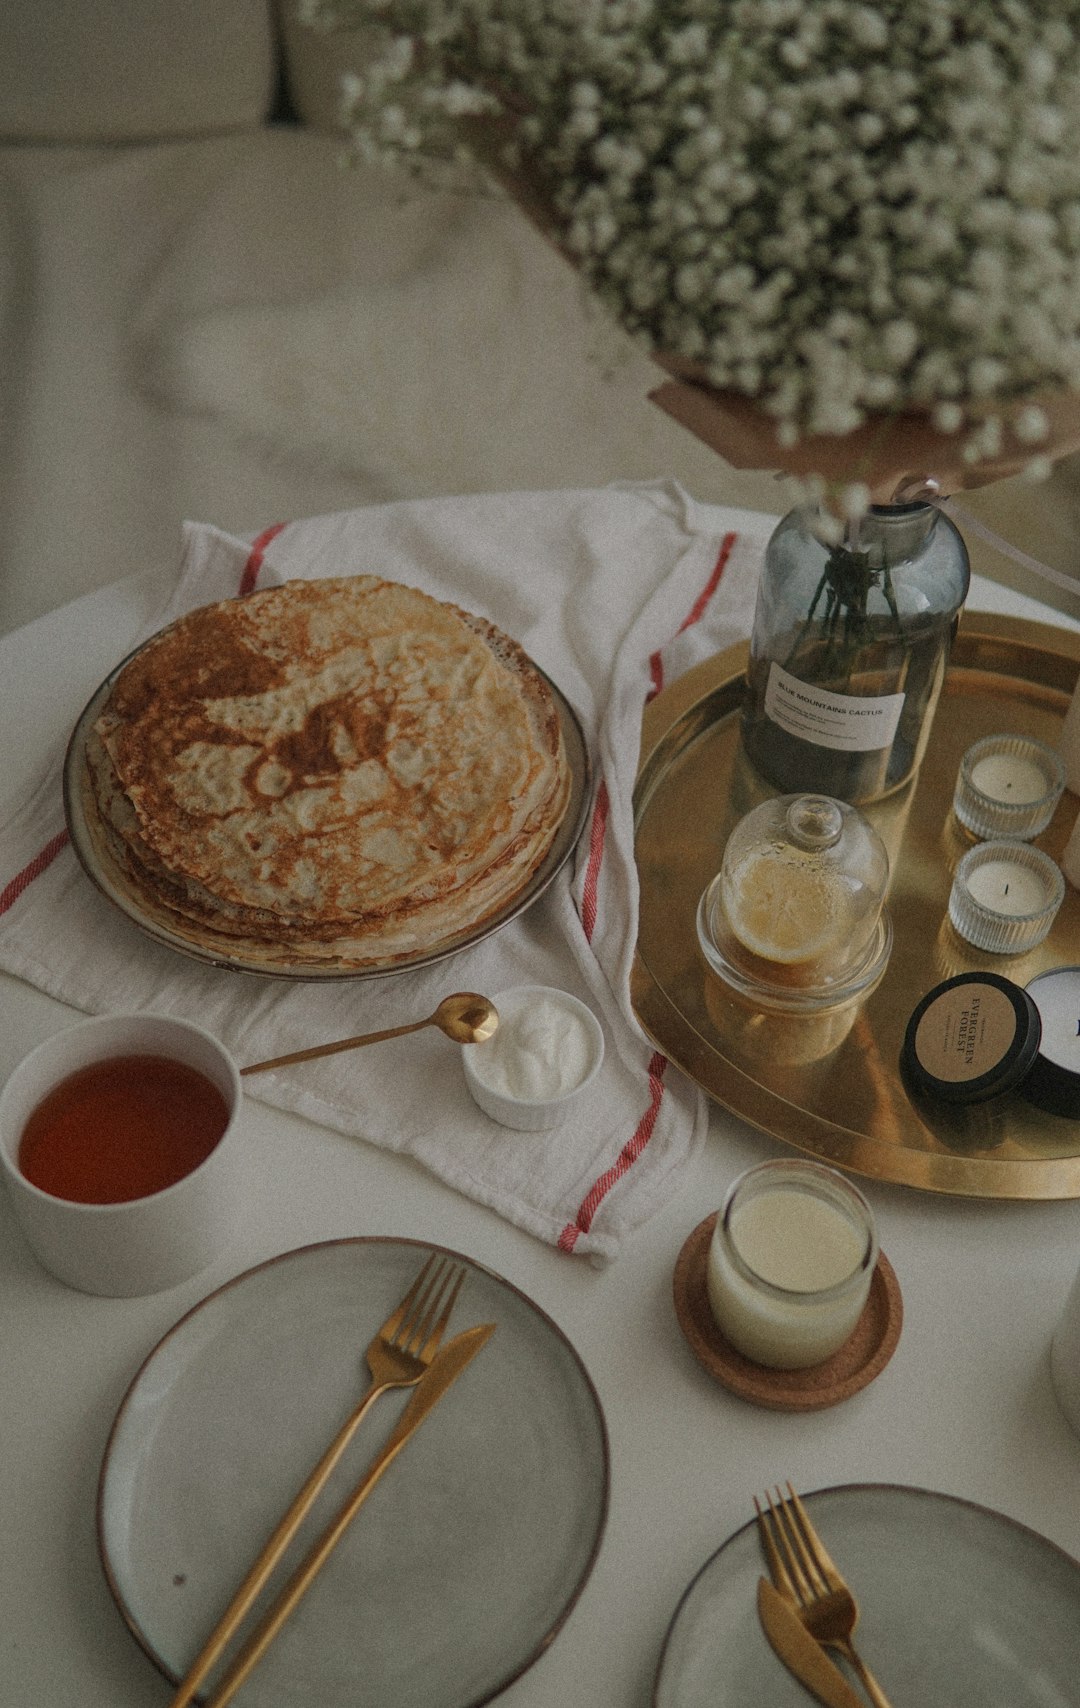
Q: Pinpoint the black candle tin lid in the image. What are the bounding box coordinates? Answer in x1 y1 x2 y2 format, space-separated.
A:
1021 967 1080 1118
901 972 1042 1106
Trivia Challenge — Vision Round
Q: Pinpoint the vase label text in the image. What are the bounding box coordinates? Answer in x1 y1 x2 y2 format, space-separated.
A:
763 664 905 754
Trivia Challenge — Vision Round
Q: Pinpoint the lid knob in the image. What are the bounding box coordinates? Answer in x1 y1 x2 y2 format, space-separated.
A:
786 795 843 852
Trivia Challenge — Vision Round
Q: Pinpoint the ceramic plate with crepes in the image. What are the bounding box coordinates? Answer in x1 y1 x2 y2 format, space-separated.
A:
64 577 588 977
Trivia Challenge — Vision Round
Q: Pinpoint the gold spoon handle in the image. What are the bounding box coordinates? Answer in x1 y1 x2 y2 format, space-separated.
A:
241 1018 430 1076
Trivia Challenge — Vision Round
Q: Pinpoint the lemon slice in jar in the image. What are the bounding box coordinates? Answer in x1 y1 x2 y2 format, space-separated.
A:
720 847 852 967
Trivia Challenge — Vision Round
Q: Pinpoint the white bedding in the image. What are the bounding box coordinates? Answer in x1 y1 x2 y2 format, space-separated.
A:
0 126 785 638
2 79 1079 636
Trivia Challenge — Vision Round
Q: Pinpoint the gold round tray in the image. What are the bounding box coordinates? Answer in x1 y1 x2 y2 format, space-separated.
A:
631 612 1080 1199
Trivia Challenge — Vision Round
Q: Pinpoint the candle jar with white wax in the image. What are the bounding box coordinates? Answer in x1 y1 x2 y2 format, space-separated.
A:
953 734 1065 842
705 1160 879 1369
948 841 1065 954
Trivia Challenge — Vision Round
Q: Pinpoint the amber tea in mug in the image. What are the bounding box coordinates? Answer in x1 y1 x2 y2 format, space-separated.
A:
18 1053 230 1204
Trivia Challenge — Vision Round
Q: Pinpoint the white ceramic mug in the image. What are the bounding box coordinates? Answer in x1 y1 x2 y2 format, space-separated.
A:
1050 1260 1080 1439
0 1014 242 1297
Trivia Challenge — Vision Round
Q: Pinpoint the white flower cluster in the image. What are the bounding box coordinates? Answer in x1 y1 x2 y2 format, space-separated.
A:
305 0 1080 447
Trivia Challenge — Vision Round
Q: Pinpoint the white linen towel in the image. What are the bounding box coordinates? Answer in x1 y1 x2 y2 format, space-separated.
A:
0 482 773 1260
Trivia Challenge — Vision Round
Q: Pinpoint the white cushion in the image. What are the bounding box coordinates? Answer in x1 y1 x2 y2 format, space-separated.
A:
0 0 277 143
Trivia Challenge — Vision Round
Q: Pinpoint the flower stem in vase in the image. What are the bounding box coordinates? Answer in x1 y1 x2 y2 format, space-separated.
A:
786 544 903 683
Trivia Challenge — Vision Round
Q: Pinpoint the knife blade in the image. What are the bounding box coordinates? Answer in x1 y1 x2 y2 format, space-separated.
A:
757 1577 866 1708
201 1321 497 1708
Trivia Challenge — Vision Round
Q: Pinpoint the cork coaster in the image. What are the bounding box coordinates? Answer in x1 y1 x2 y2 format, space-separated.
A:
673 1212 903 1412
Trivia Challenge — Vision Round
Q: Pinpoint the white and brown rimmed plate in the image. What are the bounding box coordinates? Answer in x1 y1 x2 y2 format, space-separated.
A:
63 639 590 980
653 1483 1080 1706
98 1236 609 1707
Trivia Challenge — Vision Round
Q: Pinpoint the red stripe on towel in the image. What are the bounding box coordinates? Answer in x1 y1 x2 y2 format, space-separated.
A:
238 522 288 596
580 780 610 946
646 530 738 702
560 534 738 1253
0 829 70 916
557 1052 668 1251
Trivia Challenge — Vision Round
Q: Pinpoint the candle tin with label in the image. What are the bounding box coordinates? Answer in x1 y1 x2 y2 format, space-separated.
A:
1022 968 1080 1119
902 967 1080 1117
901 972 1043 1107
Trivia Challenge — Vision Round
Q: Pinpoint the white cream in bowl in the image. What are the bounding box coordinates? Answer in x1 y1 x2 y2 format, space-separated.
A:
462 986 604 1130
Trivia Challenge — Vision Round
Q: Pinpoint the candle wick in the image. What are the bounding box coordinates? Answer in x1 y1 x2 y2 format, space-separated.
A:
1004 883 1010 895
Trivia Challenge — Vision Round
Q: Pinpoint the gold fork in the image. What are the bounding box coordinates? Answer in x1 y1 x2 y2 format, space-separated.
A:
756 1484 894 1708
168 1252 466 1708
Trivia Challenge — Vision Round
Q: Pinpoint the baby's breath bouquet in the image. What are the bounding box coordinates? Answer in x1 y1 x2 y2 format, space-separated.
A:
303 0 1080 501
302 0 1080 797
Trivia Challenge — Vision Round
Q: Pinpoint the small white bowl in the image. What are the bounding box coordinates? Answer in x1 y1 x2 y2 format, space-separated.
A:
0 1013 243 1297
462 985 604 1131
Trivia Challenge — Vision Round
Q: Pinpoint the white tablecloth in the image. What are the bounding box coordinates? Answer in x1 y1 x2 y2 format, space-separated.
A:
2 506 1080 1707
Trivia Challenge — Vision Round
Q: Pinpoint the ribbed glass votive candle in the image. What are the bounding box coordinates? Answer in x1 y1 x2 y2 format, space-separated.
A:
948 841 1065 954
953 734 1065 842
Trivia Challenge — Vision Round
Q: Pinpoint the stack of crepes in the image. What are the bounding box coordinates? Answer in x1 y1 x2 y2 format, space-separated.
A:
80 575 571 969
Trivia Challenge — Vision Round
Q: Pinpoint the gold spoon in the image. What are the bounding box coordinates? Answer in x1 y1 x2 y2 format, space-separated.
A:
240 993 499 1077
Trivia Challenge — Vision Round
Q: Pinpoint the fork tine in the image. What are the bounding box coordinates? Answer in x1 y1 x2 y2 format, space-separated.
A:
397 1259 464 1356
418 1264 466 1357
768 1486 823 1602
786 1482 845 1593
382 1252 437 1341
393 1255 450 1351
754 1496 796 1599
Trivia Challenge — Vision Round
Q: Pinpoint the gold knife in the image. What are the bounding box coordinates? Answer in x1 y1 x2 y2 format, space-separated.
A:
757 1578 866 1708
198 1320 496 1708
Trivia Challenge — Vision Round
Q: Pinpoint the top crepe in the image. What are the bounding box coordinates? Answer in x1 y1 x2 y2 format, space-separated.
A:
83 577 572 967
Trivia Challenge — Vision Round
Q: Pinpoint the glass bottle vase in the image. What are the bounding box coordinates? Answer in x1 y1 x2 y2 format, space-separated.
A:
741 501 970 805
